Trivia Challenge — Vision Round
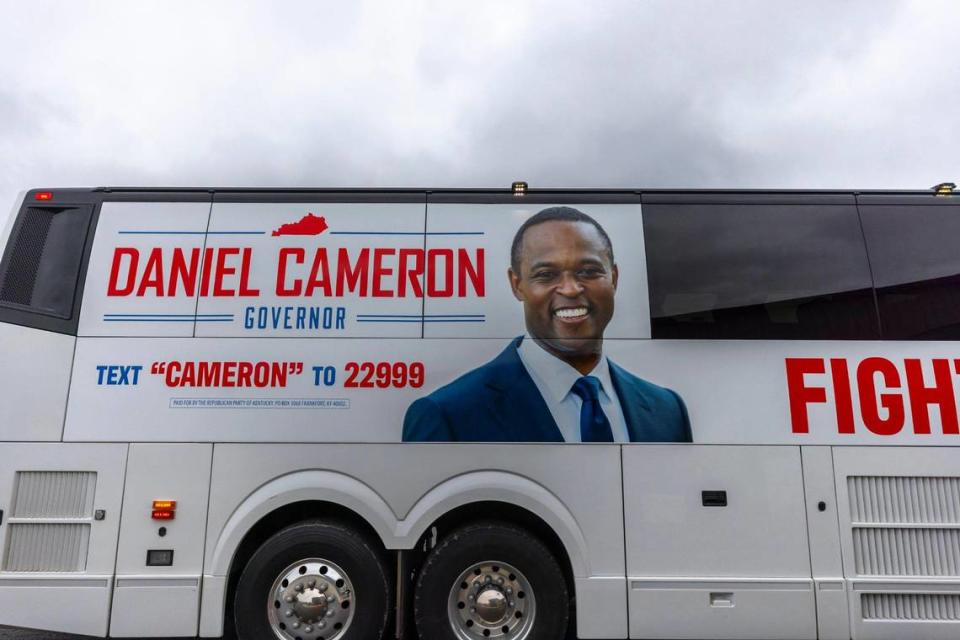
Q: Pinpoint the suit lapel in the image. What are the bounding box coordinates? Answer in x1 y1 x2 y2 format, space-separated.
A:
485 338 564 442
609 359 651 442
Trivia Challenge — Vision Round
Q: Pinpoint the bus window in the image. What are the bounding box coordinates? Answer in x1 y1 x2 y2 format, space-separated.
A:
858 195 960 339
0 204 94 329
642 195 879 339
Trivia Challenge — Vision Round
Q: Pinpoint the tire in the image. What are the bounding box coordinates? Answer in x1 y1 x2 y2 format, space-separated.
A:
413 521 569 640
234 519 391 640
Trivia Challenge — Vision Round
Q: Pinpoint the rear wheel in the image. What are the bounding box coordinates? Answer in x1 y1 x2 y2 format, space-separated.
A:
234 520 391 640
413 522 568 640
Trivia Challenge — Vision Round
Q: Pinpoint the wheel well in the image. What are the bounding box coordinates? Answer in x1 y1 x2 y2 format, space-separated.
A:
224 500 387 633
423 500 575 598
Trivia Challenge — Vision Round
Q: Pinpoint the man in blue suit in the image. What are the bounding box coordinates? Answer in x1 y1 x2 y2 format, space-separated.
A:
402 207 691 443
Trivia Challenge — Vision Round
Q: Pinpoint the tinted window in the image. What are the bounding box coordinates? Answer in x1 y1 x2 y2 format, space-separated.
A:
859 197 960 339
0 206 94 319
643 198 879 339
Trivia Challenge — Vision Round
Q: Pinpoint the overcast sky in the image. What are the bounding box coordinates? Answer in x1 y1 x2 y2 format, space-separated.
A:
2 0 958 229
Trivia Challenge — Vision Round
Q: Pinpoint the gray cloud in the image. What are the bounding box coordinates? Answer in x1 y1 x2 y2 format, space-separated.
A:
1 0 958 232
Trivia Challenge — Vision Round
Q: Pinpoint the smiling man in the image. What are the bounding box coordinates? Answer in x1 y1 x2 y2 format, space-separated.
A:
402 206 692 443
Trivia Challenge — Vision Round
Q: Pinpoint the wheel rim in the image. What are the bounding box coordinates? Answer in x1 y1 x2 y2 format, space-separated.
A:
447 560 536 640
266 558 355 640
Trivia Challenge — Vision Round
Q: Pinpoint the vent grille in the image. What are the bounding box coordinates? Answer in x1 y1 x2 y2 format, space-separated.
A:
849 475 960 578
0 208 54 306
853 528 960 576
862 593 960 621
2 471 97 572
849 476 960 524
3 524 90 572
12 471 97 518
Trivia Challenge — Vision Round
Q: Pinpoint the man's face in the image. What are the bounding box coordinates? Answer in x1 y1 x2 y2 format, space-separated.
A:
509 220 618 363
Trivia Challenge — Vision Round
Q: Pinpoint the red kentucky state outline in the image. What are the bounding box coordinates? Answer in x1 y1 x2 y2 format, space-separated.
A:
271 213 329 237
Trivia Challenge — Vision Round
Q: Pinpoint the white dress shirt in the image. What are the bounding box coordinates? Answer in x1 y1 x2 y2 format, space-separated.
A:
516 336 629 443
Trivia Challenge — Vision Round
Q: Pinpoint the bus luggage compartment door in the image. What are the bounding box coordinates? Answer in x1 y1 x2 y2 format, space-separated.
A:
0 443 126 636
833 446 960 640
623 444 815 639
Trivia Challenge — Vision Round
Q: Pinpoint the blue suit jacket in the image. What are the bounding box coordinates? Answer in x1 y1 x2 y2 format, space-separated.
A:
402 337 692 442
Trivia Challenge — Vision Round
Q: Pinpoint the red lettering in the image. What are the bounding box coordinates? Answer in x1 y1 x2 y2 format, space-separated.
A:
336 248 369 296
372 248 395 297
180 362 196 386
398 248 424 297
272 362 287 387
277 248 304 296
785 358 826 434
168 248 200 297
427 249 454 297
905 358 958 435
857 358 904 436
200 247 215 297
164 361 181 386
164 361 290 387
197 361 220 386
136 248 165 297
237 361 253 387
238 248 260 296
221 361 237 387
830 359 855 434
213 248 238 297
305 248 332 297
253 363 269 387
107 248 139 296
458 248 485 297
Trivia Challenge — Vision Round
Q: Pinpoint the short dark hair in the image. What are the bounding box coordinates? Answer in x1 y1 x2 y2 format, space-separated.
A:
510 206 615 273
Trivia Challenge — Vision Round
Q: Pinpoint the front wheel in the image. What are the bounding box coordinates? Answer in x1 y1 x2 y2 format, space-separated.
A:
413 522 569 640
234 519 391 640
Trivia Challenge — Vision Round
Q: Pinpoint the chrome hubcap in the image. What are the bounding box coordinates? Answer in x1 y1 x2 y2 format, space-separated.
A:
447 561 535 639
267 559 354 640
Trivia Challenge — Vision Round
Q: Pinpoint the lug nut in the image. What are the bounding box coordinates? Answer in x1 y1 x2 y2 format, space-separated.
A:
285 609 293 617
285 595 294 603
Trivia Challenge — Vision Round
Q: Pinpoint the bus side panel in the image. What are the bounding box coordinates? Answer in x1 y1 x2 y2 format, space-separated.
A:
201 443 627 639
800 446 850 640
623 445 815 640
0 443 126 636
110 443 212 637
0 322 74 441
833 446 960 640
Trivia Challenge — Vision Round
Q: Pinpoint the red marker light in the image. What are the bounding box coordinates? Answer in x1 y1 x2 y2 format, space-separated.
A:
151 500 177 520
35 192 53 201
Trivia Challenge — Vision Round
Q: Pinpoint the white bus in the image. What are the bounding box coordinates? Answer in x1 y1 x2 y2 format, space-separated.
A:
0 185 959 640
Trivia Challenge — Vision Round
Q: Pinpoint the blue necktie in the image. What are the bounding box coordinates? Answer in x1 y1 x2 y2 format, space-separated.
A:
571 376 614 442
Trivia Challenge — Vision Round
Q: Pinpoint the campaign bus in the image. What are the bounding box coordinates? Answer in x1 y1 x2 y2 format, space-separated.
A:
0 184 958 640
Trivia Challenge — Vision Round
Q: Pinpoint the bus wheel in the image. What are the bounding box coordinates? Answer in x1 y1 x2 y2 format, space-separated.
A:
234 520 391 640
413 522 568 640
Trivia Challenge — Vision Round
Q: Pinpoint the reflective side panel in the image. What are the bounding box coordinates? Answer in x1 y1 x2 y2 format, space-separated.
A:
0 321 74 441
78 202 211 337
